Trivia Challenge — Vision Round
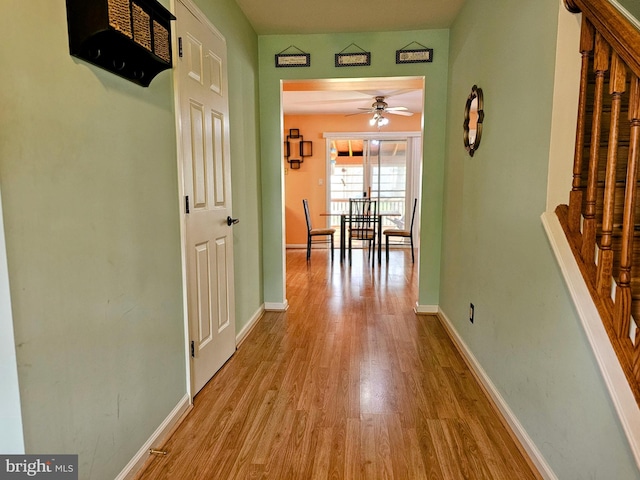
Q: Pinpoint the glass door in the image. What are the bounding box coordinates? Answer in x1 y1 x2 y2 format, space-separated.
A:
371 139 408 230
328 138 410 230
329 138 368 219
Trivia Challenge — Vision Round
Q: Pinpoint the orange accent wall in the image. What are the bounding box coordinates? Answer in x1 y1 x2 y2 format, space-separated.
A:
284 114 420 245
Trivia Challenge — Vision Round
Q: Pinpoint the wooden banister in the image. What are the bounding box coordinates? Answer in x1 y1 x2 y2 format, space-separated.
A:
565 0 640 79
560 0 640 408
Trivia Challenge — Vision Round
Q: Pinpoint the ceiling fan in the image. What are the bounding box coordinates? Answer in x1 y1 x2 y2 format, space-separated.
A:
348 96 414 127
351 96 415 117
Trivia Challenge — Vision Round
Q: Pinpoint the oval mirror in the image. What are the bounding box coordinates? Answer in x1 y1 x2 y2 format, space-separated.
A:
463 85 484 157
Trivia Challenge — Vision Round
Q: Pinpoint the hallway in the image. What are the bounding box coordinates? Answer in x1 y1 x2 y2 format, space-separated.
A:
137 249 541 479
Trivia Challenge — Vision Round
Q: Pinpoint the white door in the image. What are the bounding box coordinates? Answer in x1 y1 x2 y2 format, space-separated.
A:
176 0 236 394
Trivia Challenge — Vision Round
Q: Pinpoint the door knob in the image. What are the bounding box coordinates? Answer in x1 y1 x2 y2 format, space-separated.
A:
227 216 239 226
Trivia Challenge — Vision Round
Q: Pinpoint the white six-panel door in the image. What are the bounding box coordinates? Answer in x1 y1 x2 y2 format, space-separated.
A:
176 0 236 394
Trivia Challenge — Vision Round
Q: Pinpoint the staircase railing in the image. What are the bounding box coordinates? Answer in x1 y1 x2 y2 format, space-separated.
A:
559 0 640 407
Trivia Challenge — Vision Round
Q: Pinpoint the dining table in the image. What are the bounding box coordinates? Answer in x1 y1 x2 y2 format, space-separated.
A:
321 211 401 263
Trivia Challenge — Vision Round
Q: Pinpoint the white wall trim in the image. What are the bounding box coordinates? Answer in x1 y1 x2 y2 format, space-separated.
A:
170 0 194 404
437 309 558 480
414 303 438 314
542 211 640 470
545 3 581 211
116 394 191 480
0 187 24 454
236 305 265 347
264 300 289 312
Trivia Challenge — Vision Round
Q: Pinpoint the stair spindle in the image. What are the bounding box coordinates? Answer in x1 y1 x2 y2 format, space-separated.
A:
614 75 640 339
582 33 610 265
569 18 595 234
597 52 627 296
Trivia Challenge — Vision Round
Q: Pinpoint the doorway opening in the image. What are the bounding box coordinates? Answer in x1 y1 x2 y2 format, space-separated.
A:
282 76 424 256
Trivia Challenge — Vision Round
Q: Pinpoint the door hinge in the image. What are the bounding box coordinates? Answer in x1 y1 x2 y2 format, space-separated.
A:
178 37 183 58
191 340 195 358
185 195 190 214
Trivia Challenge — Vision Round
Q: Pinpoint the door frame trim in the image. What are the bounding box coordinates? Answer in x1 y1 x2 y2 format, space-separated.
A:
170 0 229 402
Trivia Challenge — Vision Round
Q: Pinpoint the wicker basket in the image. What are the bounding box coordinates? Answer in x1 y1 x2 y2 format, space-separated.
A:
107 0 132 38
153 21 170 63
132 3 151 51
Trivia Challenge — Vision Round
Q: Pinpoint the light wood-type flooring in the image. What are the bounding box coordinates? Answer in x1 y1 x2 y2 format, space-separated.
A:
137 248 541 479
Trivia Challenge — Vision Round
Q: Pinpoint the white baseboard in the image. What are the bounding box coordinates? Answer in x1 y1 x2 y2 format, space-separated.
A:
264 300 289 311
236 305 265 347
414 303 438 314
116 394 191 480
437 309 557 480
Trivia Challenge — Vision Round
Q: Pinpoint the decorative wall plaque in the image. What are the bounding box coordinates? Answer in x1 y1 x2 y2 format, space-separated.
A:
396 42 433 64
335 43 371 67
275 46 311 68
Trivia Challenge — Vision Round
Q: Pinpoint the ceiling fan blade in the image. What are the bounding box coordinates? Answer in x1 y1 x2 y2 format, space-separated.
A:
385 106 409 111
301 97 372 105
345 111 373 116
387 110 414 116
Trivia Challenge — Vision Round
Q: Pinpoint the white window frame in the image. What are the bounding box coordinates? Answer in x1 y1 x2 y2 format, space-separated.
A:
323 131 422 228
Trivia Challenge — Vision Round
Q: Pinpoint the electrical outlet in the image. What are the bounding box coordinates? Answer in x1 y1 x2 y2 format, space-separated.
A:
469 303 475 324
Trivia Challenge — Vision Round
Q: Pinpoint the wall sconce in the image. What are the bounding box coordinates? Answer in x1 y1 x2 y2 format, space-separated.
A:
285 128 312 169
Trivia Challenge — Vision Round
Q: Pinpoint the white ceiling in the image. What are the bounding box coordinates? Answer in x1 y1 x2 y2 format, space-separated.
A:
234 0 464 117
282 77 424 116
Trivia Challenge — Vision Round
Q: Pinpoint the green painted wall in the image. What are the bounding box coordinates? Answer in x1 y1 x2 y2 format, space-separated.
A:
441 0 640 478
259 31 450 307
0 2 185 478
615 0 640 24
5 0 637 477
0 0 261 478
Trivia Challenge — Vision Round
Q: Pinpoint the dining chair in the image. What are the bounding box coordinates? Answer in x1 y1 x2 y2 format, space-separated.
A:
303 199 335 261
384 198 417 263
348 198 377 265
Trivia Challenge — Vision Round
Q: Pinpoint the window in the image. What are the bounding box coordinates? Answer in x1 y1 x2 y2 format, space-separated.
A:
324 132 421 235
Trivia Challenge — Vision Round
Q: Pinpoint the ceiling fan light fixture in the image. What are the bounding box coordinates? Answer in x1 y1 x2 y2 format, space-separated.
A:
370 111 388 127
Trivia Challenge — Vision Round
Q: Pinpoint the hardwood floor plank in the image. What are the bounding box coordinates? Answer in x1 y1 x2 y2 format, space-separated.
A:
415 418 446 480
310 427 333 479
327 418 347 480
136 249 541 480
345 418 361 480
